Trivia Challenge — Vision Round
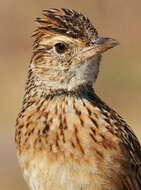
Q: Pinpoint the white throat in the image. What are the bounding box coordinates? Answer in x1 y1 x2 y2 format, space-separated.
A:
33 55 101 92
68 55 101 90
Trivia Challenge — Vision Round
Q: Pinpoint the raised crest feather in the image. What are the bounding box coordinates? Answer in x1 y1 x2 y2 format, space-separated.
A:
33 8 98 43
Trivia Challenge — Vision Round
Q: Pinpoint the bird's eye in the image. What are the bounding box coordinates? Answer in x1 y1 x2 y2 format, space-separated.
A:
54 42 67 54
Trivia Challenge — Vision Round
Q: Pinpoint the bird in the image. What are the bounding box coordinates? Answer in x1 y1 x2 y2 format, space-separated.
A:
15 8 141 190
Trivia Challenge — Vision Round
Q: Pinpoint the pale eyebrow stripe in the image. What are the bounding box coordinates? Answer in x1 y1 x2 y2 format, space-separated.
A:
40 35 85 46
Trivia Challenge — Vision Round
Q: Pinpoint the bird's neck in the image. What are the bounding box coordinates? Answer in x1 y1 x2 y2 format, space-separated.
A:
22 68 96 108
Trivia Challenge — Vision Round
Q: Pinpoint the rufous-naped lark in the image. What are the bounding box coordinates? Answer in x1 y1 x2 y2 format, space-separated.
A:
15 8 141 190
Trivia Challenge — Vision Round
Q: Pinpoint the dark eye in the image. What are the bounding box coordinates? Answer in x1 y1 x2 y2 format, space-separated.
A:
54 42 67 54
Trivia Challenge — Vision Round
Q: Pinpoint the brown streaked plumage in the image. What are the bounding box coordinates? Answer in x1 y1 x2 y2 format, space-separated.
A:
15 8 141 190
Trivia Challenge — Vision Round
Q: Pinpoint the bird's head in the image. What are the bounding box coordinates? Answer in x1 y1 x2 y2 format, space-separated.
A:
31 8 119 92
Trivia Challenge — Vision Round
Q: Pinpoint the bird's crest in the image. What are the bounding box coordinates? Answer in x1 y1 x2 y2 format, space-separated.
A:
33 8 98 46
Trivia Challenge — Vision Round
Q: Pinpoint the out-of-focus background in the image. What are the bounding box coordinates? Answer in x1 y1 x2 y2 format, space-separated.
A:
0 0 141 189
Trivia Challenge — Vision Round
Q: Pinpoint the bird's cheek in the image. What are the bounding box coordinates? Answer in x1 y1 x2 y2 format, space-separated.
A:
70 56 82 67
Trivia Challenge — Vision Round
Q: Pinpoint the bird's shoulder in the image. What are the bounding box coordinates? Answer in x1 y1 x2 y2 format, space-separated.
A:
87 91 141 189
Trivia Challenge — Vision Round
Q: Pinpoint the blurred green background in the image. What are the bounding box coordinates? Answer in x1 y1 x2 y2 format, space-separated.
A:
0 0 141 189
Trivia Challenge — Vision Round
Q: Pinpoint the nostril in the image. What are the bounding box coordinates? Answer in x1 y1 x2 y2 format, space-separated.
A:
90 36 100 45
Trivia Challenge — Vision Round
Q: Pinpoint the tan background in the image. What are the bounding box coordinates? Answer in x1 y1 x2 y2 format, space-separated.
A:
0 0 141 189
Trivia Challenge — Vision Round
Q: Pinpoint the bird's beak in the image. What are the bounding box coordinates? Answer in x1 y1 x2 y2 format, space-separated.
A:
80 37 119 61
